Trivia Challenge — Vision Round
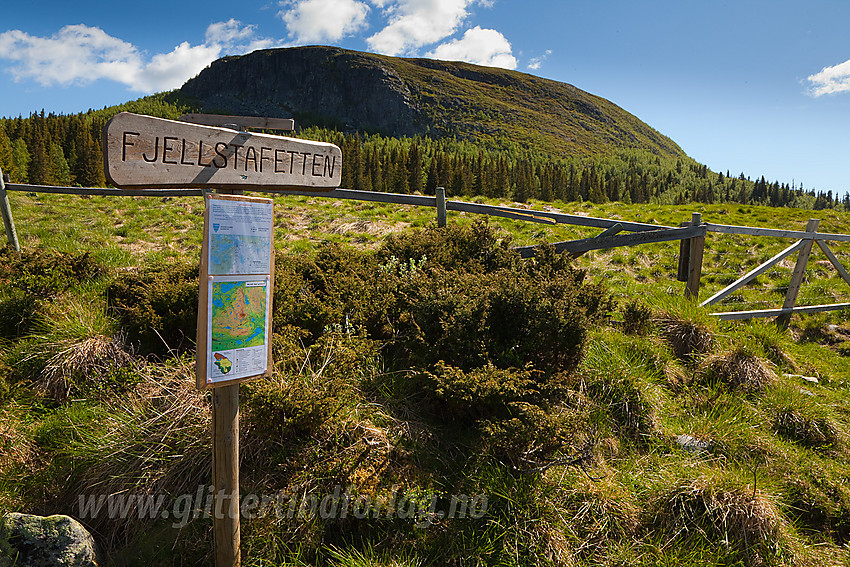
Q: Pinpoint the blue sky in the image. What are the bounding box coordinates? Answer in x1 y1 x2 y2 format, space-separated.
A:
2 0 850 196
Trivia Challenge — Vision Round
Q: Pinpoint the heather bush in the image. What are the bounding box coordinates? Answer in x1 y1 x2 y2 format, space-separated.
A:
0 247 105 338
107 260 199 357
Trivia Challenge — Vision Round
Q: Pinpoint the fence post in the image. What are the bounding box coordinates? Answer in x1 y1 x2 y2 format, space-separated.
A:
676 221 690 282
685 212 704 299
777 218 819 327
436 186 447 227
0 170 20 252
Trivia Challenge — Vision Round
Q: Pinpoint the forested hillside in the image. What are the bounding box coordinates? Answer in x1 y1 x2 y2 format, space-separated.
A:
0 91 845 211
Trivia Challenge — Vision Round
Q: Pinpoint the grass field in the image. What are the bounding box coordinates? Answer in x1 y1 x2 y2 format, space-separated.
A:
2 189 850 566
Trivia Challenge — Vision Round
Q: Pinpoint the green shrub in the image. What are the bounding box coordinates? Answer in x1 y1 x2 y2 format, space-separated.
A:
0 287 41 339
621 299 653 335
0 247 106 339
108 260 199 357
272 222 613 375
379 219 519 274
0 247 103 297
243 331 380 447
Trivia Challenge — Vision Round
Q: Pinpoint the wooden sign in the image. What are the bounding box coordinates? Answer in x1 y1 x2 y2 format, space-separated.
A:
196 193 275 390
103 112 341 191
178 113 295 131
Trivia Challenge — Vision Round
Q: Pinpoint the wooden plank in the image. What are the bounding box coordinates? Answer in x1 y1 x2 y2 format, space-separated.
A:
699 239 805 307
816 240 850 288
706 222 850 242
569 223 623 258
0 170 20 251
514 225 705 258
179 113 295 131
270 187 437 207
711 303 850 321
447 200 668 231
777 218 820 326
103 112 341 191
449 200 558 224
686 212 705 300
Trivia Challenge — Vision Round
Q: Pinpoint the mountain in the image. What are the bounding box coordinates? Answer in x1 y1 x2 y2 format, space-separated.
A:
179 46 684 160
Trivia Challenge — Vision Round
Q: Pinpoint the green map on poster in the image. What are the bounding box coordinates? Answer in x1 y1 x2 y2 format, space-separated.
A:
210 281 267 352
210 234 271 275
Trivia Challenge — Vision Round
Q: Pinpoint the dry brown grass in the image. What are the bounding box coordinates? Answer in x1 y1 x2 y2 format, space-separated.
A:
36 333 135 401
649 475 793 566
658 317 714 362
703 348 777 393
65 359 211 549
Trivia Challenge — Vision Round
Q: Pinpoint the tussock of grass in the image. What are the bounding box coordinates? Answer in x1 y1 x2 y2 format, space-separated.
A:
658 316 715 362
773 408 840 450
742 320 799 373
648 473 794 566
701 347 777 393
63 358 211 550
37 334 134 401
23 298 135 401
550 471 640 560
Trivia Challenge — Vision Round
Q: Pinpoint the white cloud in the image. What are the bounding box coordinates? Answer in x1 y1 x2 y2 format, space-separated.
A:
206 19 279 55
279 0 370 44
130 42 222 92
367 0 483 56
807 58 850 97
0 25 142 87
206 19 258 47
0 21 273 93
527 49 551 71
426 26 516 69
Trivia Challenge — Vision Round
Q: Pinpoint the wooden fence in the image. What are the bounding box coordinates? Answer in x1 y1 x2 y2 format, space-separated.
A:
2 171 849 325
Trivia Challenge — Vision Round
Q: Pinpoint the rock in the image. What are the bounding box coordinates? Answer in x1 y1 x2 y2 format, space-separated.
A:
784 373 819 384
180 46 425 139
0 513 98 567
676 434 712 455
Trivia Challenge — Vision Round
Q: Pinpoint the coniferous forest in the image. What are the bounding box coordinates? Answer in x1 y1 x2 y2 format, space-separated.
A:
1 94 846 212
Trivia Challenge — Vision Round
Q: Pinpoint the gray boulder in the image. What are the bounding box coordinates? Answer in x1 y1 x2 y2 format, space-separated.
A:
0 513 98 566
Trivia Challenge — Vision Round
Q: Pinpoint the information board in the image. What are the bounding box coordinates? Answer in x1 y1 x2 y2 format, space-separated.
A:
196 193 274 389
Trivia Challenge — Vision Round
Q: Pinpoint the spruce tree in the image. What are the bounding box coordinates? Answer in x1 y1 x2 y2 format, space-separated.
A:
407 142 423 194
0 125 11 177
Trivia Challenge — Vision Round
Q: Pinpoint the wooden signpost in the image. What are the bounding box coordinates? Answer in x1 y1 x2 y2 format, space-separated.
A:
102 112 342 567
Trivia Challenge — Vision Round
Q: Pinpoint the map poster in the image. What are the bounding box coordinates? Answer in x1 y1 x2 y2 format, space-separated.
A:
208 197 273 275
206 275 271 384
196 193 274 389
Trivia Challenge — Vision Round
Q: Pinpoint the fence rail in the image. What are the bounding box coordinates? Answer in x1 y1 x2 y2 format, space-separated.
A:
2 173 849 325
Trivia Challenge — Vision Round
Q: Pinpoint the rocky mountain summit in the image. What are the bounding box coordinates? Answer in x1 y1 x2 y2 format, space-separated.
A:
179 46 684 159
